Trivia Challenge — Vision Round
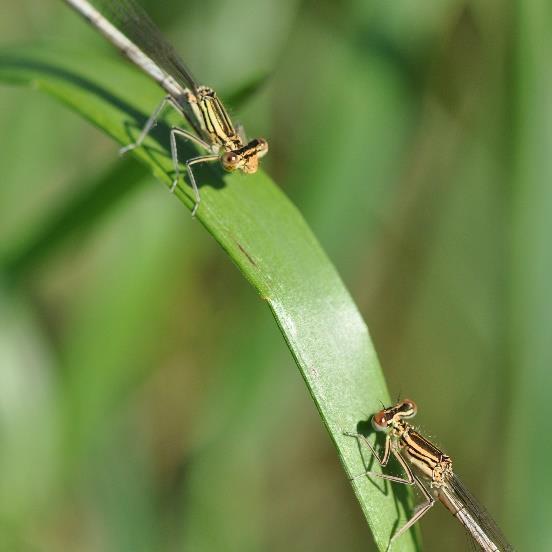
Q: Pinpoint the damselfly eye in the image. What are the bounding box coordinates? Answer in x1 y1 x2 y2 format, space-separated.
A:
222 152 239 171
256 137 269 157
400 399 417 418
372 411 388 431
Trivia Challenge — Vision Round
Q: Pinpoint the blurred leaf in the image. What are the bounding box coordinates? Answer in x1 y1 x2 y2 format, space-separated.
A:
0 285 59 519
225 72 271 111
56 187 199 552
507 1 552 550
0 44 417 551
0 158 147 280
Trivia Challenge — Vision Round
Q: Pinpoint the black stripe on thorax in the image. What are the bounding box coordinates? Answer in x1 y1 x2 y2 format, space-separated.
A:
197 87 236 145
402 428 448 468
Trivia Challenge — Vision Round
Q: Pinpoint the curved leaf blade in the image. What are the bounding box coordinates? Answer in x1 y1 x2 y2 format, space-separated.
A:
0 44 417 551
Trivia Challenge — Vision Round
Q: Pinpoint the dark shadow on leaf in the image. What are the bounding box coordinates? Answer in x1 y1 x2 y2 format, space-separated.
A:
1 159 146 283
119 118 226 194
0 54 228 195
352 418 421 550
0 54 144 119
351 420 389 495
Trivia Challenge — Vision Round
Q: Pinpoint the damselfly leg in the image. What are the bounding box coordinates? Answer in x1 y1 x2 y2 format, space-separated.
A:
344 400 512 551
119 94 216 216
345 431 435 551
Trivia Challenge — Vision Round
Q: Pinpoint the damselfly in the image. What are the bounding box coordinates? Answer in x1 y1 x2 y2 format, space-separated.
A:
345 399 513 551
64 0 268 215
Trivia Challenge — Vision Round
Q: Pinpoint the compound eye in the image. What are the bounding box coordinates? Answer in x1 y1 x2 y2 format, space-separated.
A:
372 411 388 431
401 399 417 418
257 138 269 155
222 152 239 171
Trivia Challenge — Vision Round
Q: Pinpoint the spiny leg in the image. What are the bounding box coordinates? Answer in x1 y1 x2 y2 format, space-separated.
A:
169 127 216 216
345 432 435 550
185 155 219 216
386 469 435 551
120 95 182 155
344 431 393 478
368 440 414 486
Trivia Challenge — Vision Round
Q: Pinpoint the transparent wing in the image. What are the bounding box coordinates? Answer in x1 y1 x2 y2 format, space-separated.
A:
89 0 200 92
448 474 514 552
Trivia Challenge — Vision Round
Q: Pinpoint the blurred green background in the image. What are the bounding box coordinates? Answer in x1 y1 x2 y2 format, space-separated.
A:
0 0 548 550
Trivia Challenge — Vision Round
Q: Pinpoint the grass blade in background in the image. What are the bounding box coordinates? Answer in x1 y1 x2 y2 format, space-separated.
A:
507 0 552 549
0 45 417 551
0 158 147 280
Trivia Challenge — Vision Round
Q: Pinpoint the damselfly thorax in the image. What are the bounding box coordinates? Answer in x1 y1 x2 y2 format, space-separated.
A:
396 425 453 485
182 85 268 173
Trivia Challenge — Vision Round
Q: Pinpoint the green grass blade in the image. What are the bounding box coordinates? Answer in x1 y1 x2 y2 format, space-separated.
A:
1 158 147 280
0 44 417 551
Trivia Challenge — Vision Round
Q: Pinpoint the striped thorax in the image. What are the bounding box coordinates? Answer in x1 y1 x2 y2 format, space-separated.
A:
185 85 268 174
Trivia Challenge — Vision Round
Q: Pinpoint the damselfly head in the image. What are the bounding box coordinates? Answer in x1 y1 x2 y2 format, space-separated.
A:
372 399 418 431
221 138 269 174
372 410 390 432
221 151 240 172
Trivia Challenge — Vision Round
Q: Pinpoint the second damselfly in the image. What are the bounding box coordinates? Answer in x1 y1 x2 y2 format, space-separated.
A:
346 399 513 551
64 0 268 215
